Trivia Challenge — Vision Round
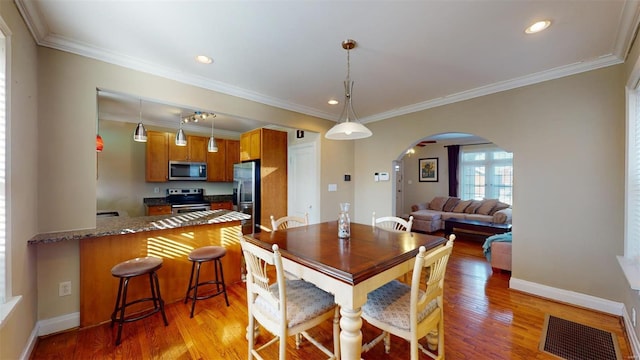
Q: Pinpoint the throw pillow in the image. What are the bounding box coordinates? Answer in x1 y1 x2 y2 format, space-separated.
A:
428 196 449 211
442 197 460 212
477 199 499 215
411 203 428 212
452 200 472 213
489 201 511 215
464 200 483 214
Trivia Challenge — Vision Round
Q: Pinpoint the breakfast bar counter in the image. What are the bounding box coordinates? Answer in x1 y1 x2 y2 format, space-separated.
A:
29 210 250 328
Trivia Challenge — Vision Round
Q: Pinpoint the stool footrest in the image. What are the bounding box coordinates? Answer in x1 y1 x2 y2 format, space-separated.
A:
186 281 226 301
112 298 164 323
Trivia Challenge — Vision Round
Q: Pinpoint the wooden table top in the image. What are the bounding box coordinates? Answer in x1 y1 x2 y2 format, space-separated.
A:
248 221 447 285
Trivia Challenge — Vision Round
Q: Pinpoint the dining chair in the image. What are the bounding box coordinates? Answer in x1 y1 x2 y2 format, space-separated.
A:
372 212 414 232
361 235 455 360
270 213 309 231
239 234 340 360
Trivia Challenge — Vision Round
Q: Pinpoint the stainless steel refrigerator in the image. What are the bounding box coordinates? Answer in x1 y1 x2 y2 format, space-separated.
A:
233 160 261 234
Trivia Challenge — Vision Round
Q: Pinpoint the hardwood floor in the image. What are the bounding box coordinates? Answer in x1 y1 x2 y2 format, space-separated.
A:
30 238 632 359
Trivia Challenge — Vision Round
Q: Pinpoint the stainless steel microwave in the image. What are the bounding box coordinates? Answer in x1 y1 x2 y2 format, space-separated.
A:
168 161 207 181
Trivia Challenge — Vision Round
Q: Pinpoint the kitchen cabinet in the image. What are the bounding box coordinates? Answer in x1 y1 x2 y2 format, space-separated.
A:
225 140 240 182
240 128 261 161
168 134 207 162
206 139 240 182
206 138 226 182
210 201 233 210
145 131 169 182
239 128 288 227
146 204 171 216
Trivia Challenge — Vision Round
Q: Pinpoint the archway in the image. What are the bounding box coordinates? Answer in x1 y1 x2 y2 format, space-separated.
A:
392 132 512 219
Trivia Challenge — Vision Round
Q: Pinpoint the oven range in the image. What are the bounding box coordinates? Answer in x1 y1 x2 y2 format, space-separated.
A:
166 188 211 214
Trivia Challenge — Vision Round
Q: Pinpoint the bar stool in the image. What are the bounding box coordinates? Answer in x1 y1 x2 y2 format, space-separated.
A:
110 256 169 345
184 246 230 318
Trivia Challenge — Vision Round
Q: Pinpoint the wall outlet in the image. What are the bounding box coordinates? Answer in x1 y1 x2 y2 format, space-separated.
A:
59 281 71 297
633 308 637 328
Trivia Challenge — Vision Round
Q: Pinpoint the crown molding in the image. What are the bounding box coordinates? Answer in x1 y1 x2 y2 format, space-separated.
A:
361 54 624 124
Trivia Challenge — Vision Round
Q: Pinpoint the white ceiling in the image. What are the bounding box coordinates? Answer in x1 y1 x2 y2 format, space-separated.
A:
16 0 640 136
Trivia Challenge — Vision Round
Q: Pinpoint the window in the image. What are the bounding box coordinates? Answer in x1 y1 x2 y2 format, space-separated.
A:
617 72 640 290
0 18 12 326
459 145 513 204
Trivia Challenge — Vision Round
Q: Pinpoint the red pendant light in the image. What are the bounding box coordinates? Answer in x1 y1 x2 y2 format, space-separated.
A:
96 91 104 152
96 134 104 152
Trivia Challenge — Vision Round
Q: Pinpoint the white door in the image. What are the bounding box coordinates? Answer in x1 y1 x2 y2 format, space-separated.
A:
393 160 404 216
289 141 320 224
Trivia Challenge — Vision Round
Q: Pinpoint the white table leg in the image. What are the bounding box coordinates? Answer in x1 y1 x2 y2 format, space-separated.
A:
339 307 363 360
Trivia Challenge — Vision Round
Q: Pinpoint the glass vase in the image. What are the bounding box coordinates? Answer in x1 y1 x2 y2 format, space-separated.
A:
338 202 351 239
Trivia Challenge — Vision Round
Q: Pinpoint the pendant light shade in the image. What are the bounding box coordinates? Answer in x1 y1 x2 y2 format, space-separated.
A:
208 137 218 152
175 112 187 146
133 99 147 142
208 114 218 152
325 39 372 140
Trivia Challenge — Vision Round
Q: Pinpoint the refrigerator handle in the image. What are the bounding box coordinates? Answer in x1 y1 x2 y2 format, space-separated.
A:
236 180 242 205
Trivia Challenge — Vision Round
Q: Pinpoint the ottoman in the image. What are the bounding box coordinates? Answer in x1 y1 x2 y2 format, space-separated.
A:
490 241 512 271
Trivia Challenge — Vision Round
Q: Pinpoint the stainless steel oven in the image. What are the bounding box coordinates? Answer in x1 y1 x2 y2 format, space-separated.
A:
166 188 211 214
170 203 211 214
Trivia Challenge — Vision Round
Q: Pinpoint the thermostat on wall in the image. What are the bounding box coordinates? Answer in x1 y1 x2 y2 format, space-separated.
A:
379 172 390 181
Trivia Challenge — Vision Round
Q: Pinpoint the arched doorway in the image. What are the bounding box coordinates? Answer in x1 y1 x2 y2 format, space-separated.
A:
393 132 513 218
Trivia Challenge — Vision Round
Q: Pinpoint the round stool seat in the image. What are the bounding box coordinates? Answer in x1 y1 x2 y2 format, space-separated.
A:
188 246 226 262
111 256 163 278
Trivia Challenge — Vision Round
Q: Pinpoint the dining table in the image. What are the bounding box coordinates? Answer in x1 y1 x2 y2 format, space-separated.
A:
247 221 447 360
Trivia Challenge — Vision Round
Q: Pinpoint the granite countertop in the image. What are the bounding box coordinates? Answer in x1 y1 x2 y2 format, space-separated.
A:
144 194 233 206
28 210 250 245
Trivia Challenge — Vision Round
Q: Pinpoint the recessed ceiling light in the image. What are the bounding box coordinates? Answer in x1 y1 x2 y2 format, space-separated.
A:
525 20 551 34
328 99 339 105
195 55 213 64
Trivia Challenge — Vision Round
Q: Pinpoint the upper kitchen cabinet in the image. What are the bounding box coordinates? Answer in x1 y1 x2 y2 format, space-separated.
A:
240 128 261 161
146 131 169 182
240 128 286 162
225 140 240 182
207 139 240 182
169 134 207 162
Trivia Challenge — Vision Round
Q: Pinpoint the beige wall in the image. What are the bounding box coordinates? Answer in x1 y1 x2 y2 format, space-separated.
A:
401 142 451 214
0 2 39 360
354 65 627 303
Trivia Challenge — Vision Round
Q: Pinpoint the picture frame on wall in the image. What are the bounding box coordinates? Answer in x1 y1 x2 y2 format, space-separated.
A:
419 157 438 182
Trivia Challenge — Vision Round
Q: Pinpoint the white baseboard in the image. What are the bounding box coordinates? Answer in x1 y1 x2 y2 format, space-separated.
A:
21 312 80 359
510 277 624 315
37 312 80 336
622 306 640 358
18 326 38 360
510 277 639 358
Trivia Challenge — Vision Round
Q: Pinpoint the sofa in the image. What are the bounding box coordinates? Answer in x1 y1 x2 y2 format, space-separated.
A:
409 196 512 233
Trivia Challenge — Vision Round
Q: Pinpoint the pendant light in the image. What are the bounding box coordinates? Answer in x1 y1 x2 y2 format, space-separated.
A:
175 112 187 146
96 92 104 152
133 99 147 142
207 114 218 152
325 39 372 140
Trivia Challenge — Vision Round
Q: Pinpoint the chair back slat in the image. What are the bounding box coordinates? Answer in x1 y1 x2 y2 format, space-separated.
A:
270 213 309 231
372 212 414 232
240 235 285 311
411 237 455 328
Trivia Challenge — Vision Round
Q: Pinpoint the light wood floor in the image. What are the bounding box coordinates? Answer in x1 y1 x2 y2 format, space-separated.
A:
30 238 632 359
